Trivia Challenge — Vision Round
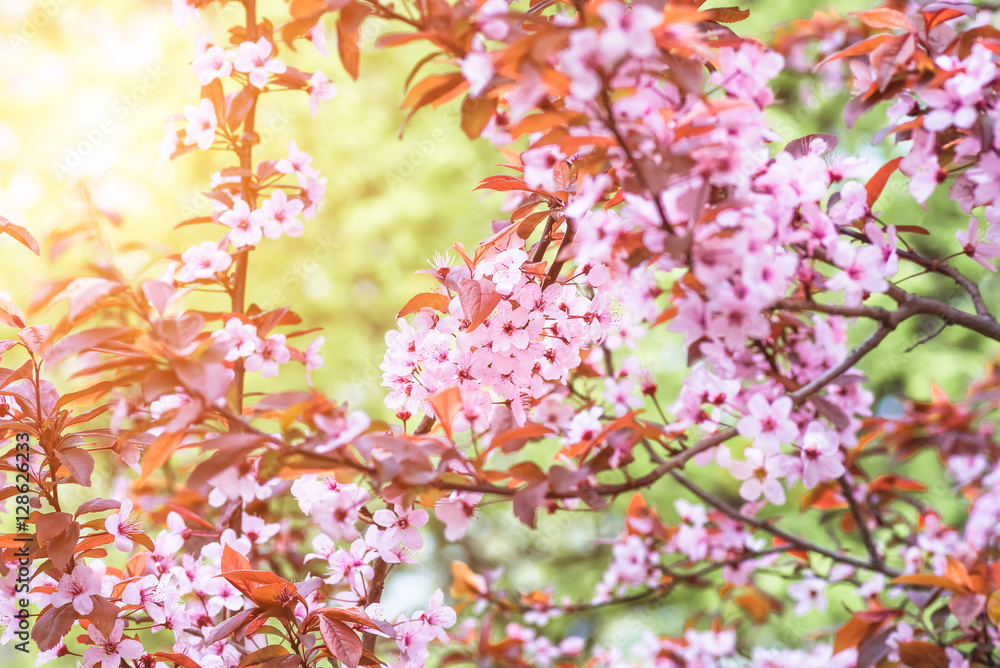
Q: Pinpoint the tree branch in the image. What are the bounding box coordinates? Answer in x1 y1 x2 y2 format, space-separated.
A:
669 471 900 576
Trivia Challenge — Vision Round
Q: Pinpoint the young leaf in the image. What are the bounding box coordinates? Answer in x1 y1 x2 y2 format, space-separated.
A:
319 617 363 668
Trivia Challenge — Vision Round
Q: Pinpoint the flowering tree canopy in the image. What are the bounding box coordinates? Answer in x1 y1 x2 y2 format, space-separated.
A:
1 0 1000 667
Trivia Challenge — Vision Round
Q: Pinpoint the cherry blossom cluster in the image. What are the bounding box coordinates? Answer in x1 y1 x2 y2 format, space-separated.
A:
381 245 614 429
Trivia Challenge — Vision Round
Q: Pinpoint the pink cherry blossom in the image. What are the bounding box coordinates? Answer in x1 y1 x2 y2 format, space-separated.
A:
193 44 232 85
373 506 430 550
275 141 319 186
51 565 101 615
233 37 286 88
183 98 217 150
826 241 890 306
435 491 482 541
244 333 290 378
460 48 494 98
82 620 143 668
956 217 999 271
176 241 232 283
521 145 567 192
105 498 142 552
798 422 845 488
305 336 324 385
308 70 338 116
258 189 305 239
787 574 828 615
412 589 457 643
736 395 798 454
728 447 789 505
219 200 263 248
122 574 166 624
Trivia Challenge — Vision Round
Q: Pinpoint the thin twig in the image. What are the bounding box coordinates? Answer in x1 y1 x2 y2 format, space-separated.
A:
670 471 900 576
837 476 882 567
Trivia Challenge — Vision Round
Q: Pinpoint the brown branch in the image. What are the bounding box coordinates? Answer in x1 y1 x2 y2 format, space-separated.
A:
600 90 674 235
231 0 260 415
439 427 738 500
542 218 576 288
669 471 900 576
530 213 557 264
788 324 893 407
837 476 882 567
361 558 388 653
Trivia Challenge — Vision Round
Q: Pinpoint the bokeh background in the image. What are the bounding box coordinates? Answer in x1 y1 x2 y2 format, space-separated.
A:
1 0 996 664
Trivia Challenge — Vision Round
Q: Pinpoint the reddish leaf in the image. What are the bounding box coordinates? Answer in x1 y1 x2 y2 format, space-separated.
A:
898 642 948 668
202 79 226 126
866 156 903 207
222 544 254 573
397 292 450 318
402 72 467 111
461 94 497 140
0 298 26 328
487 423 552 454
0 217 40 255
17 324 49 353
892 573 965 591
152 653 204 668
949 593 986 631
227 87 257 131
33 604 77 651
850 8 913 31
204 609 255 644
427 385 462 442
702 6 749 23
237 646 291 668
43 326 135 366
56 447 95 487
457 278 501 332
512 481 548 528
140 429 186 483
815 33 894 70
337 1 371 80
319 617 363 668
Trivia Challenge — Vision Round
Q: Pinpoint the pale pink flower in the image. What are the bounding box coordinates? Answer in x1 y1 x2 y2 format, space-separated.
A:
275 141 319 186
373 506 429 551
233 37 287 88
460 49 494 98
787 575 827 615
51 565 101 615
799 422 845 488
158 121 179 163
308 70 338 116
522 145 566 192
736 395 798 454
183 98 217 150
219 200 263 248
212 318 258 361
245 333 290 378
728 447 789 505
176 242 232 283
956 217 999 271
82 620 143 668
412 589 457 643
257 189 305 239
305 336 324 385
435 492 482 541
121 574 165 624
826 241 890 305
193 44 233 85
105 498 142 552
